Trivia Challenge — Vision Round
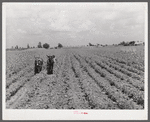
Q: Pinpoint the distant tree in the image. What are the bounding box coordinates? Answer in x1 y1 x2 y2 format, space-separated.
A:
129 41 135 46
33 46 35 48
43 43 50 49
38 42 42 48
15 45 18 49
89 43 94 46
143 42 145 45
58 43 63 48
27 44 30 48
118 41 136 46
119 41 125 45
96 44 100 47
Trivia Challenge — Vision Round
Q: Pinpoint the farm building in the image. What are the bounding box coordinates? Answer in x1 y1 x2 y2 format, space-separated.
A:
134 41 144 46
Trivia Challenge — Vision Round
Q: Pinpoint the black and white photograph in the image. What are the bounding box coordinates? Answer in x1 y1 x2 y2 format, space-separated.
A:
2 2 148 120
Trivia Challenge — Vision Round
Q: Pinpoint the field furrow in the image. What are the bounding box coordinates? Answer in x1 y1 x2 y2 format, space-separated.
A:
83 56 144 107
6 66 34 88
71 54 119 109
6 46 145 110
88 55 144 91
8 54 65 109
74 54 143 109
49 54 78 109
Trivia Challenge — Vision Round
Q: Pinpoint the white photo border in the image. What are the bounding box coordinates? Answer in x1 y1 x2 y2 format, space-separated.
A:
2 2 148 120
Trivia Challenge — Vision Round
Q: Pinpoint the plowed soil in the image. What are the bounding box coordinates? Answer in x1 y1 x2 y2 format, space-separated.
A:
6 46 145 109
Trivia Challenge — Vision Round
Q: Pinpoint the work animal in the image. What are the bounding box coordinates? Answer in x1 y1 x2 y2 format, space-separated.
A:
34 56 43 75
46 55 56 75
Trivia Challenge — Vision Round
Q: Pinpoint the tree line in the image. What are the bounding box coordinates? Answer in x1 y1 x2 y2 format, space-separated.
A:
118 41 144 46
12 42 63 49
88 41 144 47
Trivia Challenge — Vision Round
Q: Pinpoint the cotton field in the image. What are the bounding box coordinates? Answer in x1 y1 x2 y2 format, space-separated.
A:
5 46 145 109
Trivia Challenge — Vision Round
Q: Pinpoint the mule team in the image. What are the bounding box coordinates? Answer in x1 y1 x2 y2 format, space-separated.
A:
34 55 56 75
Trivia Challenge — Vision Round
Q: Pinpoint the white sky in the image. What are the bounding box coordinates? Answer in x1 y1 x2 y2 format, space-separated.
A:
4 3 147 48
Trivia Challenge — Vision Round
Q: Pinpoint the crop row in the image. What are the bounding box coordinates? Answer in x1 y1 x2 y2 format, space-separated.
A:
94 54 144 78
71 54 119 109
74 54 142 109
107 55 144 72
94 52 144 72
12 72 48 109
69 54 93 109
6 76 31 101
6 66 34 88
6 66 35 101
102 60 144 89
10 54 66 109
53 54 66 76
106 58 144 77
51 54 79 109
6 52 30 75
82 55 144 107
6 86 27 108
89 55 144 91
63 53 94 109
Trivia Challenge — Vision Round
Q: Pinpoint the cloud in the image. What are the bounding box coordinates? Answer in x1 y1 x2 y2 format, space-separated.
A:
94 11 119 21
38 10 96 33
17 29 27 34
78 20 94 31
49 11 71 31
136 15 145 24
5 3 146 48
